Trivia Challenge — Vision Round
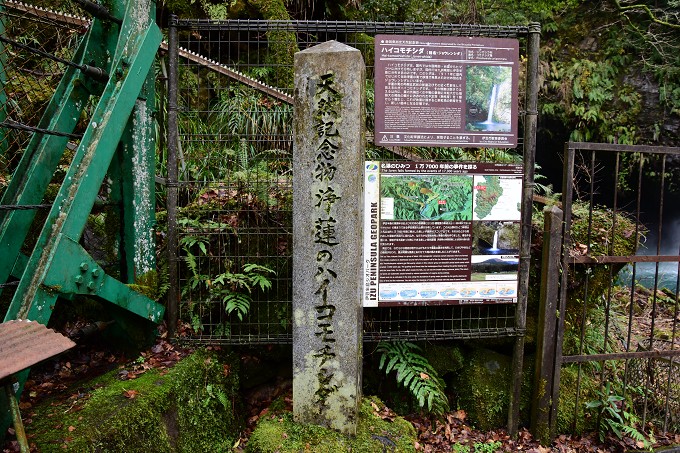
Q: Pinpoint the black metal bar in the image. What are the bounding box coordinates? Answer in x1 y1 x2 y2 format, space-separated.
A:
621 154 646 406
643 156 667 426
0 35 108 83
572 149 597 433
562 349 680 363
73 0 122 25
553 142 576 434
0 204 51 211
568 141 680 155
508 22 540 437
0 119 83 140
569 255 680 264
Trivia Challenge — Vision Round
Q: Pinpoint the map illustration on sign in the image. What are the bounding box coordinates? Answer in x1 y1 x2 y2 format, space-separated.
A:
363 161 523 307
472 175 522 221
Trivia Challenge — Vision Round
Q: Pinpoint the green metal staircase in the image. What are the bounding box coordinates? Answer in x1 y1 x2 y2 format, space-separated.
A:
0 0 164 436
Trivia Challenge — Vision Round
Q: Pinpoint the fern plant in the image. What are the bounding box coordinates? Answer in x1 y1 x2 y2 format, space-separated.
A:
180 226 275 323
213 263 275 321
585 382 652 450
376 341 449 416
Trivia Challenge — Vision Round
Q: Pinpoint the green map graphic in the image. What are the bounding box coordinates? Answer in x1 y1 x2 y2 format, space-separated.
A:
475 176 503 219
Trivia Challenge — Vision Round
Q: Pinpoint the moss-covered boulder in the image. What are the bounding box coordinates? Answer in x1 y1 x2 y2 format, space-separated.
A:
247 396 417 453
556 365 598 435
453 347 533 431
27 348 241 452
421 342 465 377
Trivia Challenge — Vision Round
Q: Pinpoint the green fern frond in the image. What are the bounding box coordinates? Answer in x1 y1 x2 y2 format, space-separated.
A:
376 341 449 416
222 291 251 321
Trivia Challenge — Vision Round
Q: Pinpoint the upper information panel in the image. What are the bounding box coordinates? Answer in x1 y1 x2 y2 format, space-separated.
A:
375 35 520 148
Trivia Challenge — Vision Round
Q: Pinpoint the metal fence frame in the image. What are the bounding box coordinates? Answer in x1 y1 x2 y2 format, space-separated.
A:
166 19 539 349
165 18 539 433
535 142 680 438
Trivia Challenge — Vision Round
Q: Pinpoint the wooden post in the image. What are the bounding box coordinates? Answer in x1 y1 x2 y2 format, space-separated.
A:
531 205 563 443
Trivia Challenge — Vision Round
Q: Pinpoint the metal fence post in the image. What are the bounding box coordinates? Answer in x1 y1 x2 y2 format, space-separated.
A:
508 21 541 436
166 15 179 338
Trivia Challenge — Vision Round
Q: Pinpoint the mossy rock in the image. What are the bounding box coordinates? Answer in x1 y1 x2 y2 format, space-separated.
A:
27 348 241 452
247 396 417 453
453 347 533 431
421 342 465 376
556 365 598 434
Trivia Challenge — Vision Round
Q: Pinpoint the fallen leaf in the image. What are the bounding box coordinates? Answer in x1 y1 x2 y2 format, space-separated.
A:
123 389 140 399
68 426 76 432
451 409 466 421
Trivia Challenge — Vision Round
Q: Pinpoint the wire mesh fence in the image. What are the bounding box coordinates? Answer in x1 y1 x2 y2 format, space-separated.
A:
628 340 680 433
169 19 536 344
0 2 91 302
0 2 88 174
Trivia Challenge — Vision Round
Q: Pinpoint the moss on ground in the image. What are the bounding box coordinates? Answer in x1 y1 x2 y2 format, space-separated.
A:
247 396 417 453
27 348 240 452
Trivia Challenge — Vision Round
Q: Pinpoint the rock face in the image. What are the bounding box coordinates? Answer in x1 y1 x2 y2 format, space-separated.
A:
292 40 365 435
624 72 680 146
453 347 533 431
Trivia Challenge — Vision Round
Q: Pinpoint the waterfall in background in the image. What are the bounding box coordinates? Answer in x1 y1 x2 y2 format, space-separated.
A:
484 84 498 123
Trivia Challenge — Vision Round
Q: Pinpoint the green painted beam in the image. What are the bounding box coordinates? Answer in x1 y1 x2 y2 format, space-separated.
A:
1 0 163 439
110 88 157 283
111 0 157 276
5 22 162 321
42 234 164 322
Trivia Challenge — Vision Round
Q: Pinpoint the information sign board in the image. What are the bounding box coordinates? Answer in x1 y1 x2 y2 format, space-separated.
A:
363 161 523 307
374 35 519 148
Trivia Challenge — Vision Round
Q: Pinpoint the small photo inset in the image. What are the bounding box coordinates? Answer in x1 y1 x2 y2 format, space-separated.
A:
465 65 512 132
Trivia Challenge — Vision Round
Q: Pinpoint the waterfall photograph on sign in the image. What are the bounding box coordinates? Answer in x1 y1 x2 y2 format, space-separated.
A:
465 65 512 132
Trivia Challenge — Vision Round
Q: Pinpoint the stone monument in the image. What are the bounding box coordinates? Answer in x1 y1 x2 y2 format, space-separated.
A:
292 41 365 435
